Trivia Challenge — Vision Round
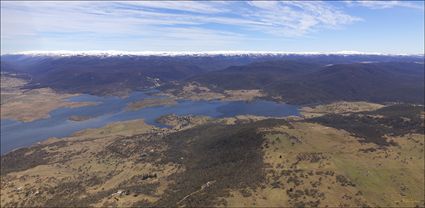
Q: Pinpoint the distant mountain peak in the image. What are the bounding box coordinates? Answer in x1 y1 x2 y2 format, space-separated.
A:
6 50 422 57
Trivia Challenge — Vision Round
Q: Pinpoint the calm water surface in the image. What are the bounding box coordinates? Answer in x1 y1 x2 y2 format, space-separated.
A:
1 91 299 154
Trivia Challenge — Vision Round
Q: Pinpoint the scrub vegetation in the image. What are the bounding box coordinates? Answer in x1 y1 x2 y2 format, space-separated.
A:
1 103 423 207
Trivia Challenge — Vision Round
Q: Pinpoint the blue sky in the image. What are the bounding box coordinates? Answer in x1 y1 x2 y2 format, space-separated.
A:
1 1 424 54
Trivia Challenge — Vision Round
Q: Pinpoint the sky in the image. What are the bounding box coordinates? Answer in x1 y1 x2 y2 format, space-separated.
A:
1 1 424 54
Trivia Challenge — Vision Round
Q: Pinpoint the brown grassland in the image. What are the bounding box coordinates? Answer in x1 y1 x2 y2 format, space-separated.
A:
1 75 97 122
1 102 424 207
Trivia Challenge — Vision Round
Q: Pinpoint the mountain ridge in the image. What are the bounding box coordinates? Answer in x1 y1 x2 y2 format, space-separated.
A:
4 50 424 57
1 55 423 104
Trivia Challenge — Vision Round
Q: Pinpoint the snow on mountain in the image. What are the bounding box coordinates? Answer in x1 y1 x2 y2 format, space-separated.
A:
5 50 421 57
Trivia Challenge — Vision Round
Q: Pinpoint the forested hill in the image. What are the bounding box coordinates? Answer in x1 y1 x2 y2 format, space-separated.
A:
1 53 423 103
188 61 424 104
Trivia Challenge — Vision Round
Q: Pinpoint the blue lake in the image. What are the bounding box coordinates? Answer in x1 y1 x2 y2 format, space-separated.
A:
1 91 299 154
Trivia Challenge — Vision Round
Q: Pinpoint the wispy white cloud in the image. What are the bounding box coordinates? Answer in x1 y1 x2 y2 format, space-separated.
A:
1 1 359 35
246 1 361 36
1 1 362 52
346 1 424 10
117 1 230 14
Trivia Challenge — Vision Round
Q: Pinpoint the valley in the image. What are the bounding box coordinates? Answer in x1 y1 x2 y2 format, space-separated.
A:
0 52 424 207
2 0 424 207
0 72 299 154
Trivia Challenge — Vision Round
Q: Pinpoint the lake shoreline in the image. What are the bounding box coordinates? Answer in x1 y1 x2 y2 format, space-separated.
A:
1 90 300 154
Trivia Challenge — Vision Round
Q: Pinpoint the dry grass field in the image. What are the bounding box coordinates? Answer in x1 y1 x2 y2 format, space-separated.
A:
301 101 385 118
1 75 97 122
162 82 266 101
126 98 177 111
1 102 424 207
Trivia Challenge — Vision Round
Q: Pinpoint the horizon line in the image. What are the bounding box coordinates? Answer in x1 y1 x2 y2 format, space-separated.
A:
3 50 425 56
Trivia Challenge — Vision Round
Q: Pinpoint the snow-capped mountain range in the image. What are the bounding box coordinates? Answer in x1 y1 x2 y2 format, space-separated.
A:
5 50 423 57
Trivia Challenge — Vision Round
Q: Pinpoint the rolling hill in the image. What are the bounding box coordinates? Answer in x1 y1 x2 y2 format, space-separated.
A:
1 52 423 103
187 61 424 104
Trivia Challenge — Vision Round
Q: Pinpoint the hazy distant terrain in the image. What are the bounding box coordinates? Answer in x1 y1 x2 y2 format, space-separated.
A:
187 61 424 104
2 53 424 103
